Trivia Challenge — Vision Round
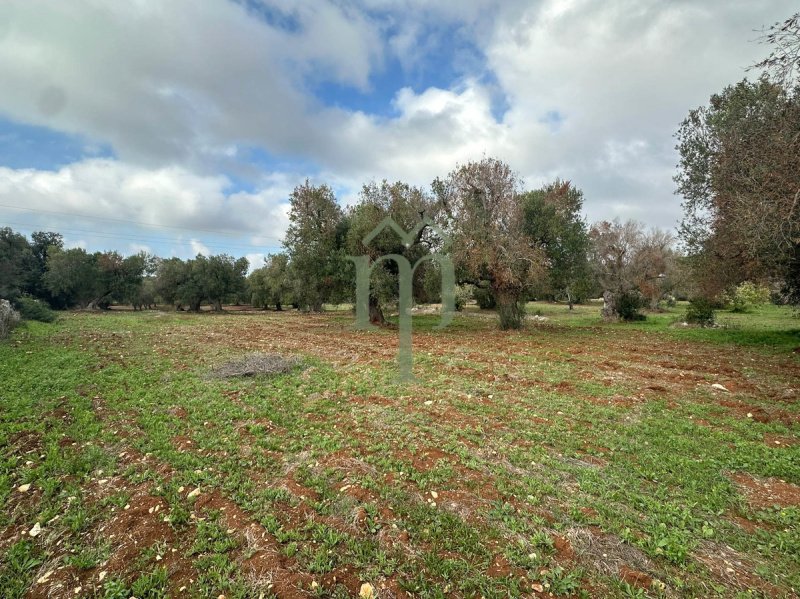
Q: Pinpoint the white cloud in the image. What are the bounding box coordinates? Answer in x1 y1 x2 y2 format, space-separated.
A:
64 238 87 250
0 159 294 255
128 243 152 255
0 0 796 235
189 239 211 257
245 252 267 273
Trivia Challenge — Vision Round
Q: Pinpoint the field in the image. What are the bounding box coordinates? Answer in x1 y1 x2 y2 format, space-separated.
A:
1 303 799 598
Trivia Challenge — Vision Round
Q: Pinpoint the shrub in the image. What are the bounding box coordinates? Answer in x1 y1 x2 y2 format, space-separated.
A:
0 299 21 340
727 281 771 313
454 285 472 312
617 291 646 321
474 287 496 310
14 296 57 323
686 297 715 327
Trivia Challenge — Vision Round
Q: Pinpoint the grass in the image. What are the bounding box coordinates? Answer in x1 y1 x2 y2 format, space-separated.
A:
0 302 798 598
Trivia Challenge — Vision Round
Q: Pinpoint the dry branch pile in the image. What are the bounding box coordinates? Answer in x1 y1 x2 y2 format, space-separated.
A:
207 353 303 379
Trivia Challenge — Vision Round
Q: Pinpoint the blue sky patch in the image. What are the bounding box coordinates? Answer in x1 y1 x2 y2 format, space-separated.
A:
0 117 113 171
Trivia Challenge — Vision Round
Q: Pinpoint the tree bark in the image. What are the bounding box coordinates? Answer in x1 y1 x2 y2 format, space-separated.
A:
601 290 618 321
493 287 525 330
369 295 386 326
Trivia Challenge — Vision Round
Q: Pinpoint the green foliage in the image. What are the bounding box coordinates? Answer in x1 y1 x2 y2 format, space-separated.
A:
473 286 496 309
675 78 800 300
345 180 438 323
129 567 169 599
617 290 646 321
0 540 41 598
522 180 592 306
43 248 146 309
685 298 716 326
726 281 771 313
284 180 350 311
439 158 545 330
453 285 471 311
154 257 188 307
249 253 292 310
153 254 248 311
0 227 37 302
13 296 56 323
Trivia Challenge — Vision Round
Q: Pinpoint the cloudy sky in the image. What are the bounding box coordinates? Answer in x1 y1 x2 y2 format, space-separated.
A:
0 0 793 266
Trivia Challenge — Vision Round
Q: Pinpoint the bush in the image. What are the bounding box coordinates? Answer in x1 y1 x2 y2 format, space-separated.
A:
474 287 496 310
685 298 715 327
453 285 472 311
727 281 771 313
14 296 56 323
0 299 21 340
617 291 646 321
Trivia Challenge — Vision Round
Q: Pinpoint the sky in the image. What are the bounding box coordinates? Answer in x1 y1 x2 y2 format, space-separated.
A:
0 0 794 269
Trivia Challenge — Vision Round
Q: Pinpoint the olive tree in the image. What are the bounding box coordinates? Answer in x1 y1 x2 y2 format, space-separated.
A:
438 158 545 329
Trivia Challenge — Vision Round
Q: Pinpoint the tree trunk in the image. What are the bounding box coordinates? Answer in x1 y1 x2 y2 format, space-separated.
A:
212 300 223 312
601 290 618 321
275 302 282 311
493 288 525 330
369 295 386 326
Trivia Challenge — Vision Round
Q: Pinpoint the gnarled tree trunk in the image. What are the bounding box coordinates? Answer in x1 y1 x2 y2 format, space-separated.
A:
369 295 386 326
493 287 525 330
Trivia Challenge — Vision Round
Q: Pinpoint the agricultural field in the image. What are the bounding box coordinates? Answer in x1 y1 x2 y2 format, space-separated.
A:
1 303 799 598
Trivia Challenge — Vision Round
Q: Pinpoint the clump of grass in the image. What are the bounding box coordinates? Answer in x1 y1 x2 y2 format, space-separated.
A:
207 353 303 379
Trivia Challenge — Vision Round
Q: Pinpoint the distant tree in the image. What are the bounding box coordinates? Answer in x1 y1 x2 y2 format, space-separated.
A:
98 252 148 309
249 265 269 309
589 220 643 320
177 256 207 312
0 227 36 301
589 220 677 317
250 254 292 310
346 180 438 325
438 158 545 329
283 181 350 311
631 228 678 309
43 248 100 308
132 278 157 310
522 180 591 309
29 231 64 305
200 254 248 311
154 257 188 309
675 78 800 301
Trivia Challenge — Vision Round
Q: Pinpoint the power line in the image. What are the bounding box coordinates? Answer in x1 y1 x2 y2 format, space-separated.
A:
0 202 284 242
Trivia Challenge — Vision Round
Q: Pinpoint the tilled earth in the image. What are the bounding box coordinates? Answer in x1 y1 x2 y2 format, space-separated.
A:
1 308 798 598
